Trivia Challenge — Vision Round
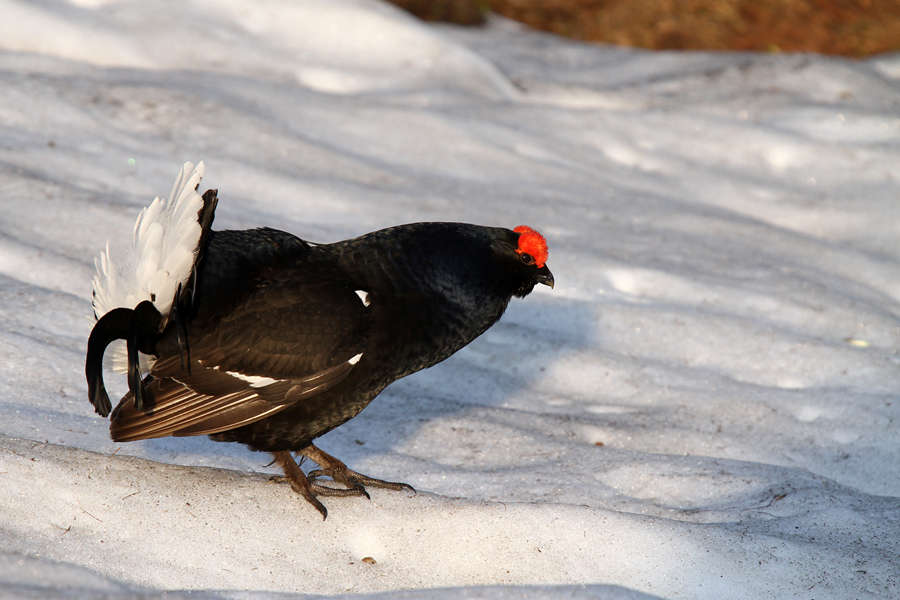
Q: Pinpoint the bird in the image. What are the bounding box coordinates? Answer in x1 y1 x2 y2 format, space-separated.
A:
86 161 553 518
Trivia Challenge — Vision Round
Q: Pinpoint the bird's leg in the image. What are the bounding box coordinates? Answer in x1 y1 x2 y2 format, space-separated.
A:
269 451 372 519
270 450 329 519
269 446 414 518
299 443 415 496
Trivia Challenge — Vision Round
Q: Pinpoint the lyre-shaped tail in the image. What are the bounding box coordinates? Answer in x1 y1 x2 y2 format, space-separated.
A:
86 162 218 415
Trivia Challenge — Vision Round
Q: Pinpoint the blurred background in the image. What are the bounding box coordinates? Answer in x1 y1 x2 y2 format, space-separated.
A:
388 0 900 56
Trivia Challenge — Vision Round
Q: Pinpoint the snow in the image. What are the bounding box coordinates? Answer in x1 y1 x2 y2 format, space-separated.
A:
1 0 899 598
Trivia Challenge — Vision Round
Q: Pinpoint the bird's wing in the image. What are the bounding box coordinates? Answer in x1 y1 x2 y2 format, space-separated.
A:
110 277 372 441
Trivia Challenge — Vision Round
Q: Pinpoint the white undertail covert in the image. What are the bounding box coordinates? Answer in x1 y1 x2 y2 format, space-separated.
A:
92 161 206 321
91 161 206 373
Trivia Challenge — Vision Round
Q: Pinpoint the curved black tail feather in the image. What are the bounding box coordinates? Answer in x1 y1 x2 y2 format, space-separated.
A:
86 301 164 416
86 307 133 417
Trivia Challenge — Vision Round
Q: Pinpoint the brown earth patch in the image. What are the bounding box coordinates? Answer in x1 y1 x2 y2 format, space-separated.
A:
388 0 900 57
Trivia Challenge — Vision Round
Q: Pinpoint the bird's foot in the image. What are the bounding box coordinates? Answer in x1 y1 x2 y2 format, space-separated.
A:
269 451 329 519
307 468 413 495
269 445 415 519
300 443 415 496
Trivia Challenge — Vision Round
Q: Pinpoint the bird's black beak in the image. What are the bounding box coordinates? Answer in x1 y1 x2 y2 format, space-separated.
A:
537 265 554 289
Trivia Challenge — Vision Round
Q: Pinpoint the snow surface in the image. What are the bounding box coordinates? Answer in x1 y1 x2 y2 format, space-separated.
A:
2 0 900 598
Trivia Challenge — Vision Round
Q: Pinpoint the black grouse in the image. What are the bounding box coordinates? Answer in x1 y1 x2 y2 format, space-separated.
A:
86 162 553 518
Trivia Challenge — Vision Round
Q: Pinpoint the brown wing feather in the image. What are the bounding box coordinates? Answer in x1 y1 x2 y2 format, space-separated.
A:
109 357 359 441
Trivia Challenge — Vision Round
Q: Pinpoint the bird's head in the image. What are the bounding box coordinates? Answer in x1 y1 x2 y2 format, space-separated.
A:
503 225 554 297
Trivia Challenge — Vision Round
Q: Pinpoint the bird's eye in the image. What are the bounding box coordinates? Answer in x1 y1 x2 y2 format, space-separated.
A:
520 252 535 265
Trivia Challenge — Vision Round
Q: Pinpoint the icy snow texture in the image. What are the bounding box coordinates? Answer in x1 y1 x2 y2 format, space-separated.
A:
1 1 899 599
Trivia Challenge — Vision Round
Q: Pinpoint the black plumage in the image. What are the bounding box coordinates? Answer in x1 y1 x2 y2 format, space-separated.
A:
87 185 553 518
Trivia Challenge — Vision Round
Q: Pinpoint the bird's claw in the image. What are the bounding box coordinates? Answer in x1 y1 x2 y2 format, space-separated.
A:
306 466 414 495
307 469 370 498
270 446 415 519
